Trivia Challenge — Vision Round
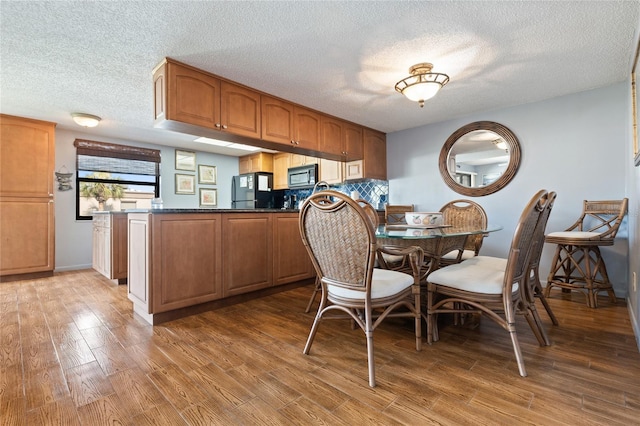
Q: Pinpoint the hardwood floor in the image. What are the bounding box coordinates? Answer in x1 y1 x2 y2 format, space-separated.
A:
1 269 639 425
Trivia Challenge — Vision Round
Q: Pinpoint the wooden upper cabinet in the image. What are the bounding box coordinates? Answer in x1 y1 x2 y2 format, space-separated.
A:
220 81 261 138
262 96 294 144
293 106 321 151
238 152 274 174
363 128 387 180
0 115 55 197
273 153 290 190
320 116 363 161
319 116 344 157
344 122 363 161
162 60 221 129
154 59 260 138
262 97 321 151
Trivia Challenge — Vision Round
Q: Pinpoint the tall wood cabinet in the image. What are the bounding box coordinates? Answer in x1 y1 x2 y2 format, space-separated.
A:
0 114 56 280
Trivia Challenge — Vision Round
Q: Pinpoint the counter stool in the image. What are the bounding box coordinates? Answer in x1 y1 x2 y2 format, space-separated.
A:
544 199 628 308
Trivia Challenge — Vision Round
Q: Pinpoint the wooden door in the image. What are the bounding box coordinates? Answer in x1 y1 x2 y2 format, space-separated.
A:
151 213 223 313
111 213 128 282
363 128 387 180
0 197 54 276
0 115 54 197
319 116 344 156
273 214 314 285
319 158 343 184
273 153 290 190
344 122 363 161
167 61 221 130
222 214 272 296
261 96 294 145
221 81 261 138
293 106 320 151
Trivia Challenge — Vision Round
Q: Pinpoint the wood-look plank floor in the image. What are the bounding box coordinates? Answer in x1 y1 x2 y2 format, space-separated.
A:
1 269 639 425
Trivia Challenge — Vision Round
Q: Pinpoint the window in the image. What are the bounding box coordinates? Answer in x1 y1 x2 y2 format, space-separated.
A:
74 139 161 220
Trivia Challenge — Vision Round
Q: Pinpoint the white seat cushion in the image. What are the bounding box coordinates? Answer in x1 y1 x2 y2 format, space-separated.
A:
442 249 476 261
468 255 508 269
328 268 414 300
547 231 602 240
429 258 518 294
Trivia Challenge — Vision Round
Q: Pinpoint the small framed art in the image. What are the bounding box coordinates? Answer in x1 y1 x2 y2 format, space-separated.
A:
175 173 195 194
199 188 217 207
198 164 217 184
175 149 196 171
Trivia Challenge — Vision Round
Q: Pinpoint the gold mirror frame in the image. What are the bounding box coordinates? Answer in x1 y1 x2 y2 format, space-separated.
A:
439 121 521 197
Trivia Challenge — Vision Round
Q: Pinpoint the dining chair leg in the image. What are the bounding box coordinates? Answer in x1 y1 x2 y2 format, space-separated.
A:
523 303 550 346
304 277 321 313
508 326 527 377
365 310 376 387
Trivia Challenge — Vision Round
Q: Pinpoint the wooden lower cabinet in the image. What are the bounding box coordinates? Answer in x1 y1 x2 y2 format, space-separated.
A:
222 213 273 296
0 197 54 277
273 213 315 285
128 211 314 324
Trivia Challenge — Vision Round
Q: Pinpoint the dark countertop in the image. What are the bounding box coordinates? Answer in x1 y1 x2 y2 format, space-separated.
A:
94 208 301 214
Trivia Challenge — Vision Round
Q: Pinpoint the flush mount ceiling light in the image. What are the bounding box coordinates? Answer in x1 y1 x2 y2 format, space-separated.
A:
71 113 101 127
395 62 449 108
492 139 509 150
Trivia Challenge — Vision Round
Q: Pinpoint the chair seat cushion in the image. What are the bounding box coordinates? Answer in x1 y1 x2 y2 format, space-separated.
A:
429 258 518 294
546 231 602 240
442 249 476 261
328 268 414 300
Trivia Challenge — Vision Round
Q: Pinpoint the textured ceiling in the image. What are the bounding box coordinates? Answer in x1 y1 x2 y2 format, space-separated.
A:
1 1 639 156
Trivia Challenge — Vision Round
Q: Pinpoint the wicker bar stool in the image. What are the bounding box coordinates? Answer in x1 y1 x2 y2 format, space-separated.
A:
544 198 628 308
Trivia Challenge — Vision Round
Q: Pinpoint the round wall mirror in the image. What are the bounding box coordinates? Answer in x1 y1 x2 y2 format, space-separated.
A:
438 121 521 197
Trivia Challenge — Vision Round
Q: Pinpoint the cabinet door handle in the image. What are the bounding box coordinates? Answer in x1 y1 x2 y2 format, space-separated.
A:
215 123 221 128
222 125 227 130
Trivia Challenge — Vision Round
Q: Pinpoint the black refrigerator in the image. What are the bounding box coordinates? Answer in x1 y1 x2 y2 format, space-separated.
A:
231 172 275 209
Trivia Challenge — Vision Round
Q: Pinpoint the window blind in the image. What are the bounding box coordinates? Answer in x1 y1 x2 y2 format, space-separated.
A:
74 139 161 176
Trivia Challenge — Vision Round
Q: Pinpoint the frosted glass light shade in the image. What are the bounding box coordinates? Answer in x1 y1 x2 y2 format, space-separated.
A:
71 113 101 127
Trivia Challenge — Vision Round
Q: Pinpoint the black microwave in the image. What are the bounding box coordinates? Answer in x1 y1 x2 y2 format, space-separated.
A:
287 164 318 188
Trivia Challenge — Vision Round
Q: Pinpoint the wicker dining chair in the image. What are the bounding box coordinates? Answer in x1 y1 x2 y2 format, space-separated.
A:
426 190 551 377
463 191 558 346
439 199 488 266
304 197 379 313
299 190 424 387
384 204 414 224
544 198 628 308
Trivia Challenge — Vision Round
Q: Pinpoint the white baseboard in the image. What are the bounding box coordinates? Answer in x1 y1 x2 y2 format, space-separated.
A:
628 298 640 353
54 264 92 272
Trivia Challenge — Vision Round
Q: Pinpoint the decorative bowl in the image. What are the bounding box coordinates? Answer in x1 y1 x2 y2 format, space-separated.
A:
405 212 444 226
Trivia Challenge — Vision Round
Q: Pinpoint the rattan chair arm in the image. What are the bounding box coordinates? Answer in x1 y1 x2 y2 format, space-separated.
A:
376 245 424 282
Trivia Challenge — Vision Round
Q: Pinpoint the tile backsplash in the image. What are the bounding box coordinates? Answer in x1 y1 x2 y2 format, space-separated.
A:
286 180 389 210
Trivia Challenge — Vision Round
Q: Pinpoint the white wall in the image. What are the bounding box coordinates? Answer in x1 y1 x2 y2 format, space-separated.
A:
387 83 630 298
54 129 239 271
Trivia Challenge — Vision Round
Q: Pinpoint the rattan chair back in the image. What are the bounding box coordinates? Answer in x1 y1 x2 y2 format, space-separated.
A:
439 199 488 254
385 204 414 224
568 199 628 241
299 190 376 290
504 190 550 285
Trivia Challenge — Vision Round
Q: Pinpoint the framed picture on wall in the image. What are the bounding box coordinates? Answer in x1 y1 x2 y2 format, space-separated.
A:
199 188 217 207
198 164 217 184
175 173 195 194
175 149 196 171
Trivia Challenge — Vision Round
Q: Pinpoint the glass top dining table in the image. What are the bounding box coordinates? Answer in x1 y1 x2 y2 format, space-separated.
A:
376 223 503 279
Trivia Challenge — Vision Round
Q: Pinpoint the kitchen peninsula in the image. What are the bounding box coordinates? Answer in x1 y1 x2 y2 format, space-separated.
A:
127 208 315 325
